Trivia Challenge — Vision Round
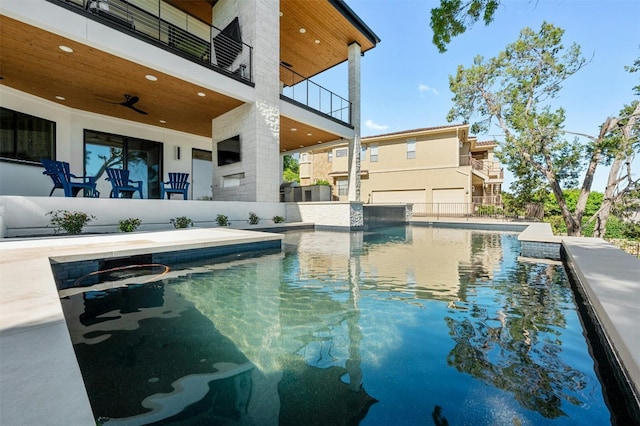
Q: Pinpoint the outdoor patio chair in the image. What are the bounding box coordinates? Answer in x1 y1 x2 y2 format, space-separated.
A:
160 172 190 199
41 159 99 197
105 168 143 198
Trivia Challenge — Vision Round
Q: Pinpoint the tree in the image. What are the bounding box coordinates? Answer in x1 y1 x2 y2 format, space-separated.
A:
590 56 640 237
447 22 626 236
430 0 501 52
282 154 300 183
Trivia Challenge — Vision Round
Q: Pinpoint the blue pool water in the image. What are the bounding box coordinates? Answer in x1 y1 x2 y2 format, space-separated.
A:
60 227 612 425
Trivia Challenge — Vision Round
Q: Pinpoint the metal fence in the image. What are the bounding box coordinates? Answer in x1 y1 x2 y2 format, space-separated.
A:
280 64 351 125
410 203 544 221
50 0 252 83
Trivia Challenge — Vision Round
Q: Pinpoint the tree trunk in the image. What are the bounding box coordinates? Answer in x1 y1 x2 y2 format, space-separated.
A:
548 174 581 236
592 103 640 238
592 156 621 238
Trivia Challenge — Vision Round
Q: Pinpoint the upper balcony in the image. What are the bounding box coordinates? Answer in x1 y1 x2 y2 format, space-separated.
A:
47 0 253 84
280 64 351 126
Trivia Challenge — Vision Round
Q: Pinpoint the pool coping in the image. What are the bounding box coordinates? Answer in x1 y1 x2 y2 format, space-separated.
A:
1 221 639 424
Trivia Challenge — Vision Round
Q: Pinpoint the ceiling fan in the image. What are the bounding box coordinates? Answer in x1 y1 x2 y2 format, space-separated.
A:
100 94 148 115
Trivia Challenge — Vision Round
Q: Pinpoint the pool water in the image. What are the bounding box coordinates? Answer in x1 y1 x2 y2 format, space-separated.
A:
60 227 612 425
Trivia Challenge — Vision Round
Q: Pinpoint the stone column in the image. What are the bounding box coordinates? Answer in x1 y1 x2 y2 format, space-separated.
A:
211 0 280 202
347 42 361 202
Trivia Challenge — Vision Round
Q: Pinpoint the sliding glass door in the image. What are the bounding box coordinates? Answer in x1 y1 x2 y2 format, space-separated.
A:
84 130 162 198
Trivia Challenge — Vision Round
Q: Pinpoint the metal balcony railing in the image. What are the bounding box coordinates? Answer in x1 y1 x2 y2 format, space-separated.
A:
280 64 351 126
472 195 503 205
48 0 253 83
470 158 503 179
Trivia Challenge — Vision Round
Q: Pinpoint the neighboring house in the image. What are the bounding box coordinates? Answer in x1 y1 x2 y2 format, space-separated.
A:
299 124 504 212
0 0 379 201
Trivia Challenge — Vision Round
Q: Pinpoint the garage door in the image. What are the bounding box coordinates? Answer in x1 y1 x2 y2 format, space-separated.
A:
432 188 465 204
432 188 468 216
371 189 425 204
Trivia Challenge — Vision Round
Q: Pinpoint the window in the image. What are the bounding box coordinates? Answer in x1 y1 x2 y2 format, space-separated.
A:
361 145 367 161
300 153 308 162
0 107 55 162
337 179 348 196
328 151 333 162
370 144 378 162
84 130 162 199
407 139 416 159
217 135 241 166
335 148 348 157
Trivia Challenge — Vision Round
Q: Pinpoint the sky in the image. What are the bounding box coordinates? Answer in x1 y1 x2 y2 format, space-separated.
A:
314 0 640 193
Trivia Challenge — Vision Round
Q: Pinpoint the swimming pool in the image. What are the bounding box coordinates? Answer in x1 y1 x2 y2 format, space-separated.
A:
60 226 612 425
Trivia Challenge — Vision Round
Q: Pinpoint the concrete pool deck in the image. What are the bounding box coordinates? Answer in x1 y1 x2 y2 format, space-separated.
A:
1 221 639 424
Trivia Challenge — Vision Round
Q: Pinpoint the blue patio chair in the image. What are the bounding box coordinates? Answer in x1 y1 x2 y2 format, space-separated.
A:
41 159 99 197
105 168 143 198
160 172 190 199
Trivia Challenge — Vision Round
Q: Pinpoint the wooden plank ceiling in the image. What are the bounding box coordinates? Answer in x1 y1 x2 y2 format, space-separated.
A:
0 0 377 151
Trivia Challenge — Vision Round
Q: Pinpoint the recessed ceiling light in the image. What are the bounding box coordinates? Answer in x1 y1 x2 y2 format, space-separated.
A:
145 74 158 81
299 145 304 148
291 128 297 132
279 11 283 16
59 45 73 53
299 28 306 33
55 96 65 101
315 40 320 44
159 120 166 124
317 141 323 144
197 92 206 97
307 133 312 136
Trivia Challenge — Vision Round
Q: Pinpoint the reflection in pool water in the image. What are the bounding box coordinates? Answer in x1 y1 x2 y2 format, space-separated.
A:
60 227 611 425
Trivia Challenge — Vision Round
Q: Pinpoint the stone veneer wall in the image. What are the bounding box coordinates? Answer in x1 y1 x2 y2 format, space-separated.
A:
285 202 363 230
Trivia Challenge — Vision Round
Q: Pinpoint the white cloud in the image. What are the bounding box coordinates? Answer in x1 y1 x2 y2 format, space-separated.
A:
365 119 389 131
418 84 439 95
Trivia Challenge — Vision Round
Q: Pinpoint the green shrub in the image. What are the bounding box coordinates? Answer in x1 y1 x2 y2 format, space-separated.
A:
476 205 503 216
248 212 260 225
314 179 331 186
118 218 141 232
273 215 285 223
215 214 229 226
47 210 95 234
170 216 193 229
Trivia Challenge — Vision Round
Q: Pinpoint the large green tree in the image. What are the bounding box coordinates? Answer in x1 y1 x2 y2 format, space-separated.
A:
430 0 501 52
447 22 618 236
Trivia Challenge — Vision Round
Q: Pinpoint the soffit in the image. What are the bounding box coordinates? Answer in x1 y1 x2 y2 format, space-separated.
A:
0 15 242 138
280 116 342 153
279 0 378 81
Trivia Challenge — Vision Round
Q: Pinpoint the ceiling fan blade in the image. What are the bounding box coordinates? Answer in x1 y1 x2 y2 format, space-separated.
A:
128 105 148 115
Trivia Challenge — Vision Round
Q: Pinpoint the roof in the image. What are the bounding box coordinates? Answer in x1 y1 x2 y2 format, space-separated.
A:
362 124 467 141
475 140 498 147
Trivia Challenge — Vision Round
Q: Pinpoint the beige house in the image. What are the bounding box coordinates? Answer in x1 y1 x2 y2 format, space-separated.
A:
299 124 503 213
